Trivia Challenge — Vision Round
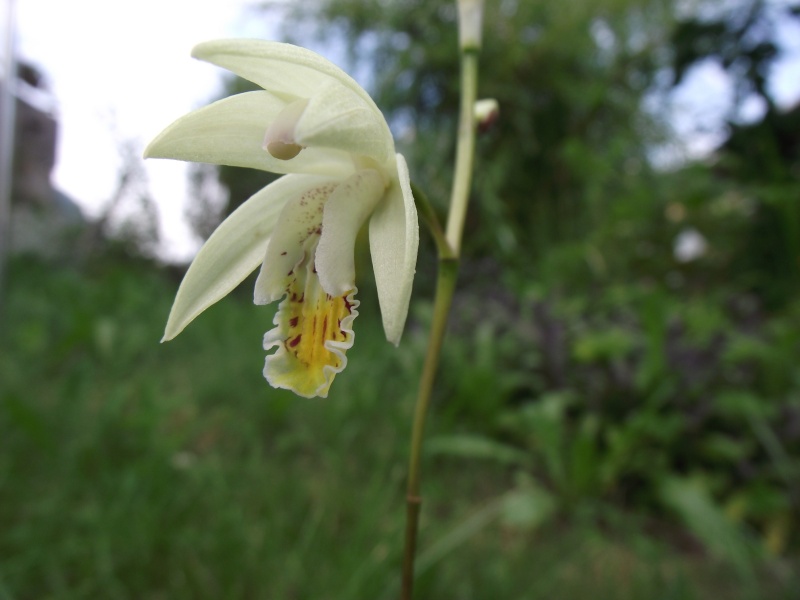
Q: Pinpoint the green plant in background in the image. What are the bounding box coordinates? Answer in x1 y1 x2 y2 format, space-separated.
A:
5 260 798 598
425 282 800 578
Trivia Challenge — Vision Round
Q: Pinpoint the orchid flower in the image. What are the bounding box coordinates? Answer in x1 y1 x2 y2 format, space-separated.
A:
145 40 419 398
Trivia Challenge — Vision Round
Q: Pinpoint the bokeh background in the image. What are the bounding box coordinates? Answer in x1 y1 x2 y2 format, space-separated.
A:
1 0 799 598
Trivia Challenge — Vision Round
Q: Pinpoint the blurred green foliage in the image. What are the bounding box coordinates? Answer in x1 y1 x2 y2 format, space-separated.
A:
1 257 798 598
429 283 800 558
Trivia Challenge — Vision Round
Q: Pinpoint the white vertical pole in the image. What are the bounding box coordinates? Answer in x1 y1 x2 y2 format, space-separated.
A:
0 0 17 319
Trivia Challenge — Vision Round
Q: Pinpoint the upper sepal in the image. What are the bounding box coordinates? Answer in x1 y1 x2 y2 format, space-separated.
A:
191 39 393 161
144 91 354 177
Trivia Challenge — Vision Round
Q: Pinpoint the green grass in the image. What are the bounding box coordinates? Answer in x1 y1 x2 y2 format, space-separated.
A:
0 257 796 599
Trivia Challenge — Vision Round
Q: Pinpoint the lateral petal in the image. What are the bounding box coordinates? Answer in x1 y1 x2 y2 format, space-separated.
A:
368 154 419 345
315 169 384 296
295 81 392 162
144 91 354 177
163 174 338 341
253 179 341 304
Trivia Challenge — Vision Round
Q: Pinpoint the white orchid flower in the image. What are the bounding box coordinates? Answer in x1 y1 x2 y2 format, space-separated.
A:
145 40 419 398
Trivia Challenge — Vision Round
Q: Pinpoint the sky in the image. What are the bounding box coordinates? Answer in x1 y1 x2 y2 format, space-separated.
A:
666 8 800 160
12 0 281 261
7 0 800 262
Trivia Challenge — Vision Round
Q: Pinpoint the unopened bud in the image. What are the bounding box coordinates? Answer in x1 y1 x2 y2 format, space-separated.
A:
458 0 485 50
474 98 499 132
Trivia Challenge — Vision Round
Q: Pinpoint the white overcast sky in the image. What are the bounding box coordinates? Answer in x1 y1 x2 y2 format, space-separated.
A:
13 0 281 261
8 0 800 261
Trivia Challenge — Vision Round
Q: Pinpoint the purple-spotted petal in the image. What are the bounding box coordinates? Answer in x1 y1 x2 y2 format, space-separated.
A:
162 174 336 341
253 179 340 304
315 169 384 297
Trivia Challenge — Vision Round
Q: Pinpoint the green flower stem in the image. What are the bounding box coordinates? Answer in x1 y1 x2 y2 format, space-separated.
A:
401 257 457 600
401 37 481 600
411 182 454 260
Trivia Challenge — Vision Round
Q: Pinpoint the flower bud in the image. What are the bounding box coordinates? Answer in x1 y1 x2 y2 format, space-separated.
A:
458 0 485 50
474 98 499 132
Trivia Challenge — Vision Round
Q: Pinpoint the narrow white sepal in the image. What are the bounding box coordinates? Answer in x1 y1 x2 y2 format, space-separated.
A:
144 91 353 177
162 175 335 341
191 40 391 139
368 154 419 345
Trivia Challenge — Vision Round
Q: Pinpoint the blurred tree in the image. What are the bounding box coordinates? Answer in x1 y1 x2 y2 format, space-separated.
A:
270 0 677 273
669 0 800 304
83 137 161 259
196 0 798 303
717 103 800 306
670 0 798 115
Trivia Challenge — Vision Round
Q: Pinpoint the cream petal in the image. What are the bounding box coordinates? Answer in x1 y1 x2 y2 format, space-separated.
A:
315 169 384 296
253 179 341 304
295 81 392 162
144 91 354 177
162 174 338 341
192 40 393 161
192 39 383 117
368 154 419 345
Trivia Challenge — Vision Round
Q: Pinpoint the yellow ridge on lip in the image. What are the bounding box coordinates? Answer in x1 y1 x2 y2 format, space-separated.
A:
263 251 359 398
